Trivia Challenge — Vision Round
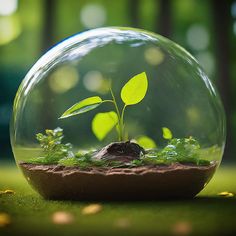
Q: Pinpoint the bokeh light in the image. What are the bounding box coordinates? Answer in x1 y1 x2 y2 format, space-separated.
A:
144 47 164 66
83 70 109 94
0 15 21 45
186 24 209 51
49 66 79 94
80 3 106 29
0 0 18 16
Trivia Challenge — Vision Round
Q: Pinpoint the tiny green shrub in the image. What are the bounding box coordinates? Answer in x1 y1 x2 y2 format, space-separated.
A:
28 128 73 164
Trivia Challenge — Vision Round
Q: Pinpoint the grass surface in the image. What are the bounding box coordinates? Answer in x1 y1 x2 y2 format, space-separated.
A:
1 164 236 235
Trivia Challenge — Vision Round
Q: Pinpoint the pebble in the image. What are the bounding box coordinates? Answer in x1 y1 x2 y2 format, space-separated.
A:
114 217 131 229
81 204 102 215
217 191 234 197
172 221 192 235
0 189 15 195
0 213 11 227
52 211 75 225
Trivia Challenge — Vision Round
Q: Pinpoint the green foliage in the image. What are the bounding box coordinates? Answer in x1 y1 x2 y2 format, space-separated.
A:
127 137 210 167
162 127 173 140
92 111 118 141
60 72 148 141
121 72 148 105
58 157 79 167
28 128 73 164
155 137 210 166
135 135 157 149
60 96 103 119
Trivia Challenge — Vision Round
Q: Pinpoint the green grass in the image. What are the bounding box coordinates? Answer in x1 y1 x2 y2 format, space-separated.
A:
1 163 236 235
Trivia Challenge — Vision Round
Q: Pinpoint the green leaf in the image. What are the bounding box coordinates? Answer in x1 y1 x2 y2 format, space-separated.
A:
136 135 157 149
121 72 148 105
60 96 103 119
92 111 118 141
162 127 173 140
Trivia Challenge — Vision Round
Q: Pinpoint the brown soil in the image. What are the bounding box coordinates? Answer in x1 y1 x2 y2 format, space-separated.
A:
19 162 217 201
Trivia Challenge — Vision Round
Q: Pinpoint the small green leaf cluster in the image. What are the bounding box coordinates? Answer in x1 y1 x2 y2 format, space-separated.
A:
148 137 210 166
28 128 73 164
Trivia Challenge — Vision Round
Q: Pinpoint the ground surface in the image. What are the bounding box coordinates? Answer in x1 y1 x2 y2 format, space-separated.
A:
1 163 236 236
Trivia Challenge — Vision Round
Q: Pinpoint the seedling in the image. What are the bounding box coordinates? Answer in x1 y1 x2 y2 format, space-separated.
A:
60 72 148 141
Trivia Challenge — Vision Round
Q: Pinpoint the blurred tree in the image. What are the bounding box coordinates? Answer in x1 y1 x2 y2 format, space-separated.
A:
128 0 140 27
159 0 172 37
42 0 56 51
211 0 234 160
41 0 56 128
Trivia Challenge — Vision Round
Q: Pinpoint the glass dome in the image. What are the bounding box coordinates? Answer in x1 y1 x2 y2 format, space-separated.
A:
10 27 226 200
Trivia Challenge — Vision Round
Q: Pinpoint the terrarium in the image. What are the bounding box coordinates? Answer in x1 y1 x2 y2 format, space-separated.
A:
10 27 226 200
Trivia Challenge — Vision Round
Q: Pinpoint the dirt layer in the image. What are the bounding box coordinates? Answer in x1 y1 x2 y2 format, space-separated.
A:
19 162 217 200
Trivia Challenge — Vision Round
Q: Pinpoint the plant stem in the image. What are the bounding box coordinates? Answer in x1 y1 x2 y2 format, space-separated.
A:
109 87 122 141
121 105 127 141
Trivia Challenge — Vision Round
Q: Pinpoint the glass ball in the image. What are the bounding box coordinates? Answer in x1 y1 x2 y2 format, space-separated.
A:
10 27 226 200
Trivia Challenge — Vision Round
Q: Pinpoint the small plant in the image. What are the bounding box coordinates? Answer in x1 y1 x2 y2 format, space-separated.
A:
60 72 148 141
28 128 73 164
131 137 210 166
154 137 210 165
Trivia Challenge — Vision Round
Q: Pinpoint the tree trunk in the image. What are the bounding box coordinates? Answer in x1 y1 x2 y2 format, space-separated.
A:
211 0 233 161
128 0 140 27
42 0 55 52
158 0 172 38
41 0 56 129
